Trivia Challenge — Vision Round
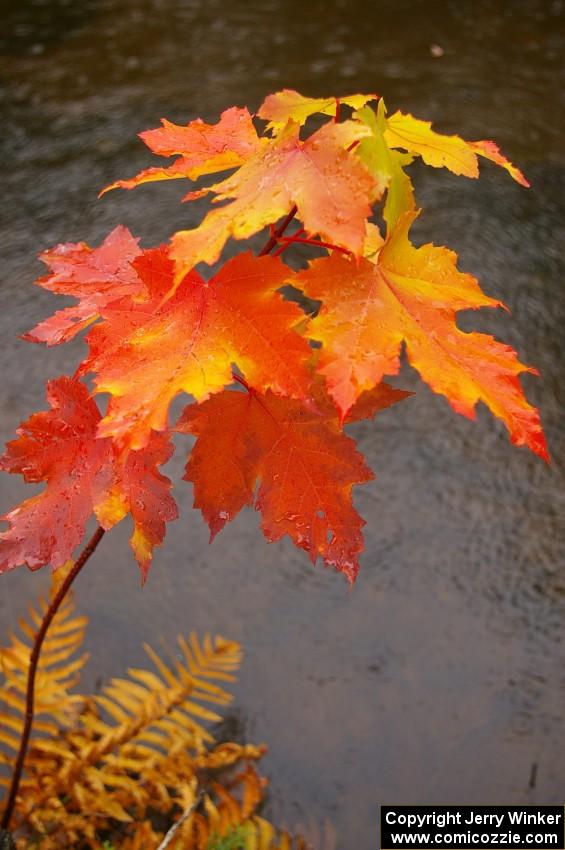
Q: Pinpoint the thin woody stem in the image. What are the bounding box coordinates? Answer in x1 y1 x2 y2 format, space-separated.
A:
258 205 298 256
0 526 106 830
334 97 341 123
272 227 305 257
276 234 351 256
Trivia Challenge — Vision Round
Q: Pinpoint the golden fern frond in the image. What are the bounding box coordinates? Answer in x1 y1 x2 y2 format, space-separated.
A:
117 764 268 850
2 570 309 850
90 631 242 765
8 607 263 847
0 560 87 777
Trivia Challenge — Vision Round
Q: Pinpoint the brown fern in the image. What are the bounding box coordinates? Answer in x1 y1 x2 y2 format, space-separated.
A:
0 569 316 849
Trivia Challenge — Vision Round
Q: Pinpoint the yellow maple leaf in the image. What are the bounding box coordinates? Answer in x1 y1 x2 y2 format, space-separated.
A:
257 88 377 132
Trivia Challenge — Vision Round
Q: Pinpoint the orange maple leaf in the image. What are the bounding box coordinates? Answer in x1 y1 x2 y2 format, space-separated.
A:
101 106 263 194
170 119 376 281
176 384 379 583
83 250 313 449
294 211 547 459
25 226 144 345
0 377 177 578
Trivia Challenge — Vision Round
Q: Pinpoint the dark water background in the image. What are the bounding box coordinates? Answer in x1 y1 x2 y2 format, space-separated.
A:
0 1 564 847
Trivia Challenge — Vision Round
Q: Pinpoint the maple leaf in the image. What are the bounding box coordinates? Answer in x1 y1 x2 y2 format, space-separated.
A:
298 368 412 424
354 100 528 233
257 88 377 132
344 382 413 423
83 250 313 449
24 226 144 346
383 108 530 185
363 222 385 260
294 211 547 458
170 119 376 281
176 384 376 583
101 107 263 195
97 431 178 581
355 102 416 230
0 377 177 578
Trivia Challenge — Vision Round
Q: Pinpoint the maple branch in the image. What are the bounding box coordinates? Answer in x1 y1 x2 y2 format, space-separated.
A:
272 227 305 257
276 234 352 256
258 205 298 255
0 526 106 830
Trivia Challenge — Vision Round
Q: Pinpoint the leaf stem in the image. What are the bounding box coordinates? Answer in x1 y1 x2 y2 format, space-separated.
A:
0 525 106 830
334 97 341 123
232 372 251 392
258 205 298 256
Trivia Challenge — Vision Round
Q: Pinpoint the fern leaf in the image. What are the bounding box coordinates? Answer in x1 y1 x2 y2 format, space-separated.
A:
128 667 165 690
0 730 20 752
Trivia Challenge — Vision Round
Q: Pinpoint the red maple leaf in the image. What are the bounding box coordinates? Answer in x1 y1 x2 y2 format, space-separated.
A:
176 381 408 583
0 377 177 579
25 226 144 346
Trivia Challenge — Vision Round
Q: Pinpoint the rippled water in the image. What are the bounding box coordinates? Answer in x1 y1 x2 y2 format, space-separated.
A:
0 1 564 847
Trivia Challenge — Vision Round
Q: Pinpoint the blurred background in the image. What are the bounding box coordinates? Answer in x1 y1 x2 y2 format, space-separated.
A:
0 1 564 847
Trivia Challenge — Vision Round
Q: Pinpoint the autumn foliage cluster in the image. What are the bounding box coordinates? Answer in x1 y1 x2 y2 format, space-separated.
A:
0 89 547 586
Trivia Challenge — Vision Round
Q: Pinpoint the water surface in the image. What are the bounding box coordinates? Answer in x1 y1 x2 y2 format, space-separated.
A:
0 2 564 847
